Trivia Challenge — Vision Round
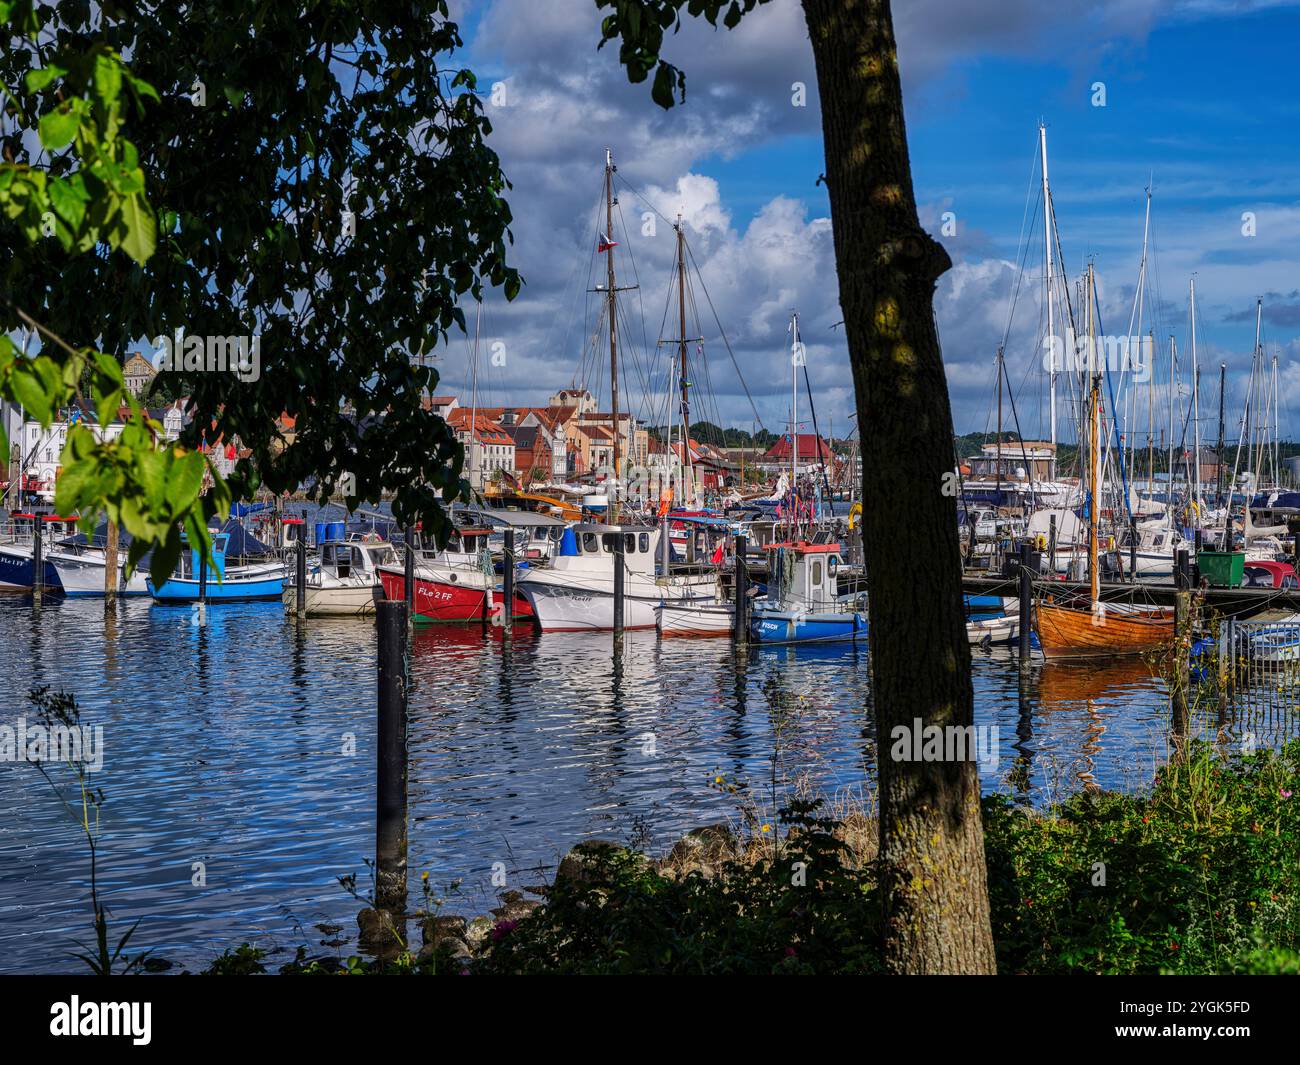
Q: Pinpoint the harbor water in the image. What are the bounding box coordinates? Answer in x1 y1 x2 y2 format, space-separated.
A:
0 594 1249 974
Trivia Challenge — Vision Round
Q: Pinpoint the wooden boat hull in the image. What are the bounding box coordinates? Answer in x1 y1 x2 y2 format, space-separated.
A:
1035 601 1174 660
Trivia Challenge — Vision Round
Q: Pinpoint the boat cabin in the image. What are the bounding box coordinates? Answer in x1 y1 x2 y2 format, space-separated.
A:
767 541 844 610
558 522 660 575
320 539 397 581
459 507 569 561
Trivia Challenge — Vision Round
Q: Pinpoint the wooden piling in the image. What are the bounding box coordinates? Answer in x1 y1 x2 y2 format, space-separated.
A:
403 529 414 610
295 535 307 620
613 529 625 639
375 599 409 916
197 547 207 626
1017 541 1032 671
1129 516 1138 582
104 520 119 611
734 534 748 646
32 516 42 605
1173 547 1191 745
503 528 515 636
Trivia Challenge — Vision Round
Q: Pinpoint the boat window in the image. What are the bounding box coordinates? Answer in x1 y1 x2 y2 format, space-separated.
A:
638 533 649 553
582 532 598 553
811 560 823 586
600 533 616 553
624 533 636 554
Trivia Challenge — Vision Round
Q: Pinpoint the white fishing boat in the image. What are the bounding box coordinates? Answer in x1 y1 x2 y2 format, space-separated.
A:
283 538 396 617
657 598 733 637
46 544 150 597
518 523 715 631
967 613 1019 646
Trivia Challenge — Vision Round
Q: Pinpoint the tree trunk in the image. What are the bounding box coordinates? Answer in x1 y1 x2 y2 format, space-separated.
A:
802 0 996 974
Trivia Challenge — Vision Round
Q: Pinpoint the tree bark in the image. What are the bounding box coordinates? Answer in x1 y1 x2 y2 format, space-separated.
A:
802 0 996 973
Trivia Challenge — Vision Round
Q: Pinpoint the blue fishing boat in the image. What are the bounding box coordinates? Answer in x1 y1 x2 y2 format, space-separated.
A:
749 541 868 644
148 532 284 602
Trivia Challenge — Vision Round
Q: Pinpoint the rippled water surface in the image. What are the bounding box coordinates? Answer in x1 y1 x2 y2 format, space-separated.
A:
0 593 1266 973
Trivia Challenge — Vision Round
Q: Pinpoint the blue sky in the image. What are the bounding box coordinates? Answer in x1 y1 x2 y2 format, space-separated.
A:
447 0 1299 445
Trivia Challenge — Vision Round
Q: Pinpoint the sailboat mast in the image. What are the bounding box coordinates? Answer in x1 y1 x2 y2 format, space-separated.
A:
1216 362 1226 511
791 312 800 540
605 148 621 523
1040 123 1056 451
1088 264 1100 605
676 219 692 503
1167 335 1176 531
1191 278 1201 517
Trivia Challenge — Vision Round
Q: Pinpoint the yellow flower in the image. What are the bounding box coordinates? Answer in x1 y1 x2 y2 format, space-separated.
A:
760 824 771 834
421 871 429 881
714 775 723 784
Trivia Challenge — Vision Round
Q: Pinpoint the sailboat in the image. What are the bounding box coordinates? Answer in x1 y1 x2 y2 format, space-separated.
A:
1035 264 1174 660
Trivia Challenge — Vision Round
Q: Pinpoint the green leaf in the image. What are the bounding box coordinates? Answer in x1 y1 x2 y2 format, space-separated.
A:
93 53 123 108
165 450 205 517
115 192 156 264
48 176 89 230
38 103 81 150
25 64 68 94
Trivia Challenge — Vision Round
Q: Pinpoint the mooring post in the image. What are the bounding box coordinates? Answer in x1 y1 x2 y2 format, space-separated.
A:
1173 546 1190 745
1018 540 1032 671
32 516 42 605
1193 528 1204 587
375 599 409 916
733 534 749 646
295 534 307 620
197 546 208 626
503 528 515 636
613 529 625 640
1129 516 1138 582
403 529 414 610
104 520 119 612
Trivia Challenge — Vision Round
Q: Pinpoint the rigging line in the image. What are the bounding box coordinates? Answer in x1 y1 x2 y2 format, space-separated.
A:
682 237 766 433
614 195 652 371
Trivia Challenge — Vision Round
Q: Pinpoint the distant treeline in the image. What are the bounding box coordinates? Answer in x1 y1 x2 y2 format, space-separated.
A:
958 431 1300 476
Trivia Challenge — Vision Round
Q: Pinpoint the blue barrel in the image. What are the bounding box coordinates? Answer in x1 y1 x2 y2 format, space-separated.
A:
314 521 328 547
326 520 345 542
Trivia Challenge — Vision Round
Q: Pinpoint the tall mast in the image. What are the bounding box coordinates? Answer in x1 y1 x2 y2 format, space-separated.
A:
996 347 1003 511
1190 278 1201 518
790 312 800 539
1216 363 1226 515
1087 264 1100 606
1167 335 1176 531
605 148 621 523
1039 123 1057 451
1247 297 1262 483
676 218 692 504
1272 353 1280 488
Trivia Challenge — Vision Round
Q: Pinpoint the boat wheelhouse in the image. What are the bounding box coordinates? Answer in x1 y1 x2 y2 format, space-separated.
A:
749 541 868 644
517 522 715 632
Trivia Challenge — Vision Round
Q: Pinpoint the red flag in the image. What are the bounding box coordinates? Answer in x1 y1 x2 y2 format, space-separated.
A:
597 233 618 253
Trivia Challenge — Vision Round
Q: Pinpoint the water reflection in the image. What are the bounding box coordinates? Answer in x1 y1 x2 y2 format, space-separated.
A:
0 597 1235 974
